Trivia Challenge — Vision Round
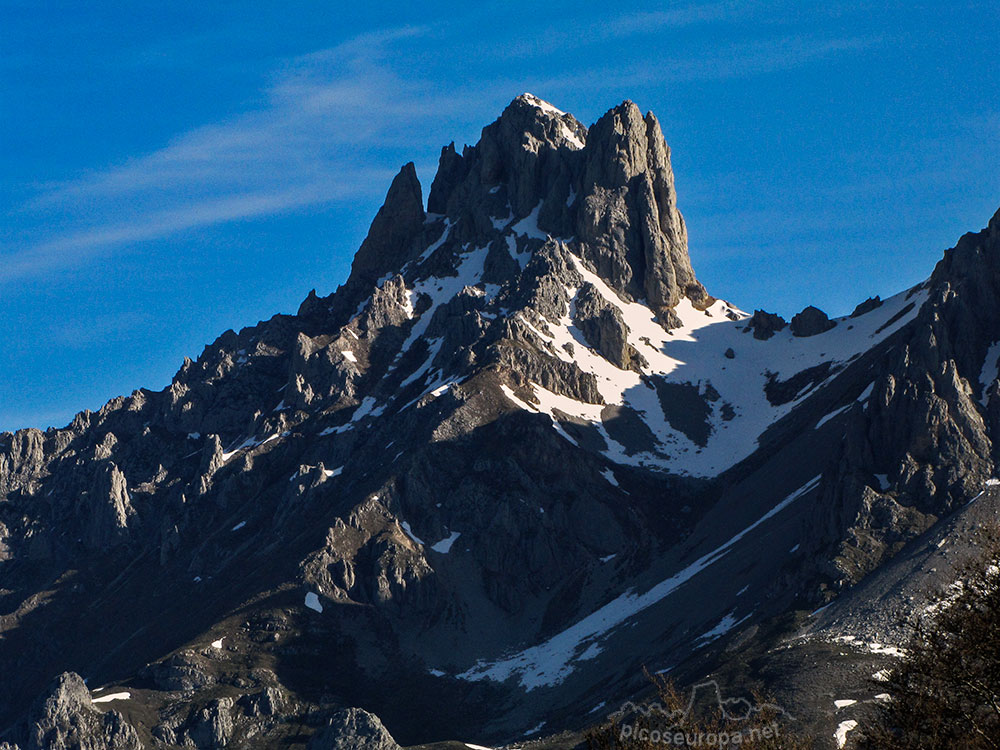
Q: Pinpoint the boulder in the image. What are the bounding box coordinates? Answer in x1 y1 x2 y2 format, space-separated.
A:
743 310 788 340
790 306 836 337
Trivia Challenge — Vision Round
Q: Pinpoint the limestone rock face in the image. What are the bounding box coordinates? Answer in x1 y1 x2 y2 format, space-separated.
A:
850 296 883 317
185 697 234 749
577 102 708 317
25 673 141 750
346 163 425 292
84 462 134 550
815 208 1000 585
573 283 645 371
425 94 709 327
307 708 401 750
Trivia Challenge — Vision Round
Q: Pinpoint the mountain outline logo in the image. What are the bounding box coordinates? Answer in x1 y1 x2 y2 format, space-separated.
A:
608 679 796 729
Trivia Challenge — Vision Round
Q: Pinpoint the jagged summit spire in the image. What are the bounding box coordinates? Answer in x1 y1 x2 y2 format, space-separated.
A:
348 162 424 290
425 95 709 317
313 96 709 329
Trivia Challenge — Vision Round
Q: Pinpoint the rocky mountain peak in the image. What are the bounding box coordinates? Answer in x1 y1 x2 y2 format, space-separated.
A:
424 95 709 320
6 85 1000 749
307 95 710 332
577 99 708 314
343 162 425 292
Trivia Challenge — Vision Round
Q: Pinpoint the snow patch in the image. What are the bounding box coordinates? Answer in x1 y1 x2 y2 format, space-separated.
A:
231 521 246 532
521 92 565 116
511 202 549 240
834 720 858 748
857 381 875 404
868 642 906 657
304 592 323 613
211 637 224 649
92 692 131 704
494 255 930 478
221 433 282 462
980 340 1000 404
816 403 852 428
810 602 833 617
400 338 444 388
491 207 513 230
559 122 584 149
524 721 547 736
431 531 461 553
402 244 490 353
418 219 453 262
696 611 750 645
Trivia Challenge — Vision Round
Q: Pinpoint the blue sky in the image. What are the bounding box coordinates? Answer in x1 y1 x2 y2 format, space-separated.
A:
2 1 998 433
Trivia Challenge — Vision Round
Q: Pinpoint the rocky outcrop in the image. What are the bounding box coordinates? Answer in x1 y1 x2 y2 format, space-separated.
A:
573 284 645 370
814 210 1000 585
239 686 287 718
425 94 709 326
140 652 215 692
185 697 234 749
307 708 400 750
790 305 836 337
301 498 436 613
345 163 425 293
83 462 134 550
850 296 883 317
23 673 141 750
576 102 710 319
743 309 787 340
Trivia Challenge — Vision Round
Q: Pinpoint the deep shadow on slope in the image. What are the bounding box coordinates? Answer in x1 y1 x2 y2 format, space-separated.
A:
0 397 717 745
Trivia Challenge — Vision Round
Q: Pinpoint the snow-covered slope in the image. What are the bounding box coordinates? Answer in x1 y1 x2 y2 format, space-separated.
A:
502 252 928 476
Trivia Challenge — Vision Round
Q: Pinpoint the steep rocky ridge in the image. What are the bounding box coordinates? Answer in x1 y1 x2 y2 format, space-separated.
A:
812 208 1000 586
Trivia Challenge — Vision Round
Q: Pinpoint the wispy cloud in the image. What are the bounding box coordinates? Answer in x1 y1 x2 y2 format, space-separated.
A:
5 11 888 286
602 2 756 36
531 33 883 92
469 2 751 61
4 25 481 283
